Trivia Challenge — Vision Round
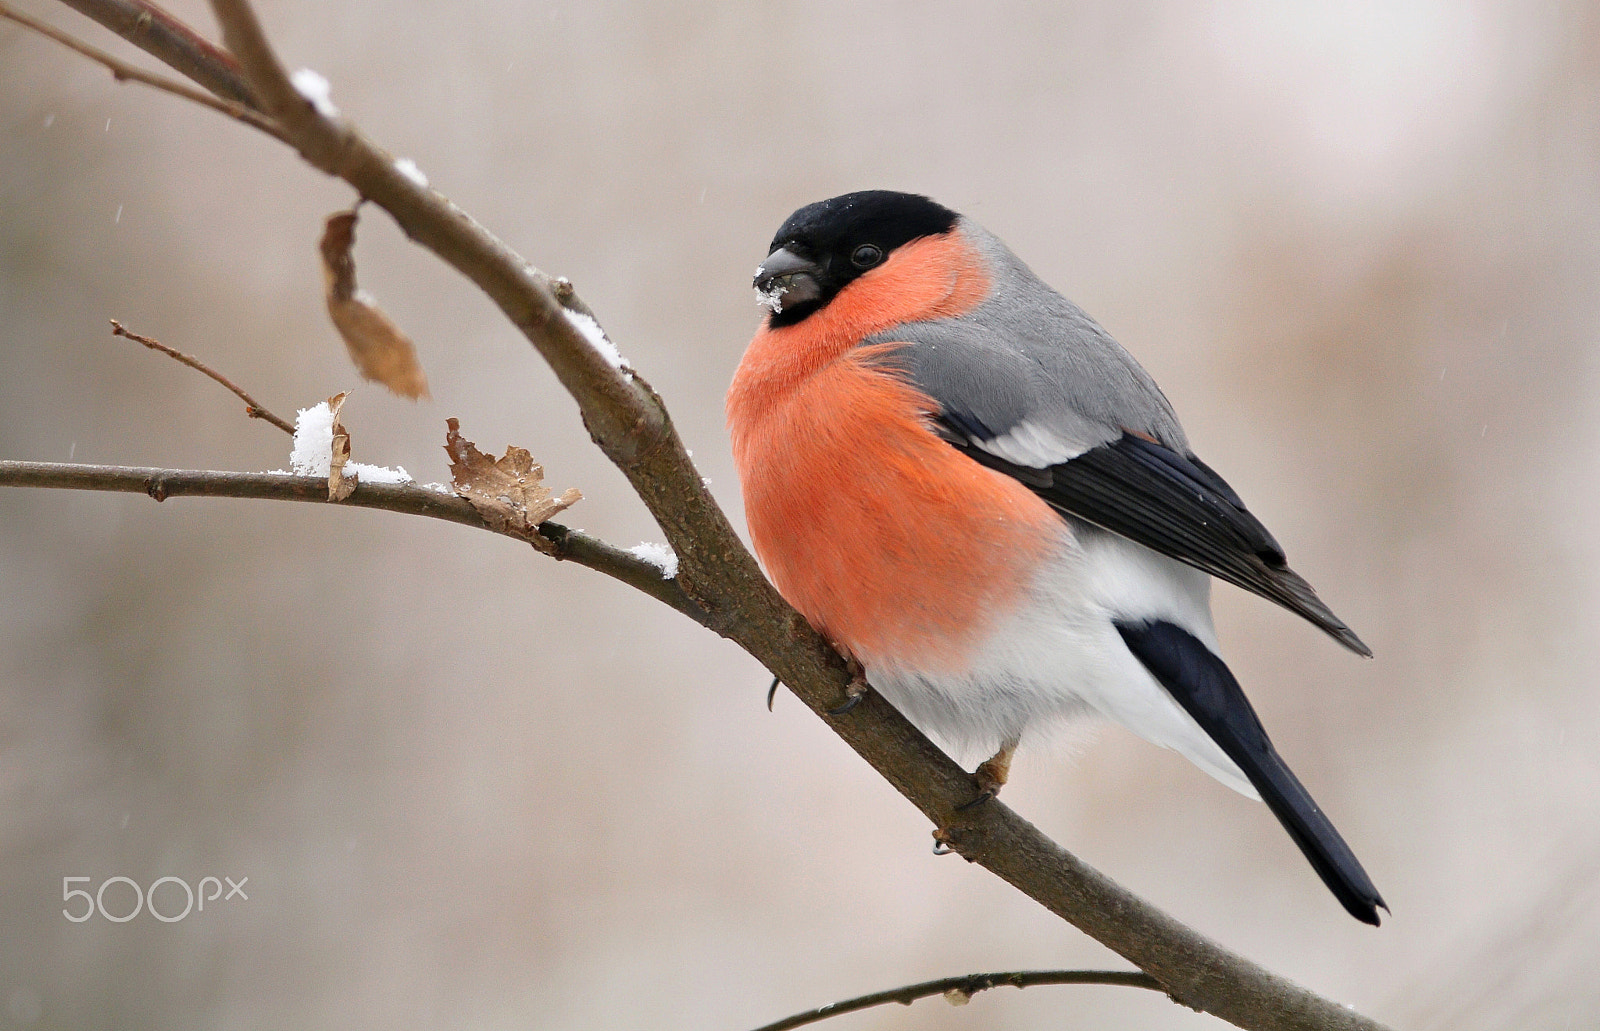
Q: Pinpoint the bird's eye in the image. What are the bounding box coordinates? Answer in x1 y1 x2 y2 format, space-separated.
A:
851 244 884 269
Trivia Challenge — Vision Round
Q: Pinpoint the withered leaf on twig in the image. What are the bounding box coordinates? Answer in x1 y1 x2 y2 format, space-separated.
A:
444 418 581 540
320 209 431 400
326 390 355 501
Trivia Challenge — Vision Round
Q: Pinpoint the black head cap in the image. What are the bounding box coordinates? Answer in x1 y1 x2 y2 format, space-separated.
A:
757 191 959 327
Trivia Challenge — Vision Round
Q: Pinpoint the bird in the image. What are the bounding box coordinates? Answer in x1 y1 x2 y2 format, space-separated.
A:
726 190 1386 925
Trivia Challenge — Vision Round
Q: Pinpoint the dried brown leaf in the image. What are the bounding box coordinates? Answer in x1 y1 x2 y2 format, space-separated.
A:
326 390 355 501
443 418 581 542
321 210 431 401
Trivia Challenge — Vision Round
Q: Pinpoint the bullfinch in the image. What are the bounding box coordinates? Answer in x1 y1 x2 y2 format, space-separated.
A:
726 190 1385 925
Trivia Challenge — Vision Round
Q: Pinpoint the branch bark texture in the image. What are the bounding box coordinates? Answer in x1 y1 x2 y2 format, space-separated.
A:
56 0 255 103
0 462 711 629
0 0 280 135
15 4 1397 1029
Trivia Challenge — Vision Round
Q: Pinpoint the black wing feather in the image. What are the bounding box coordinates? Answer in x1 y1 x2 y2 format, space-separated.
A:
942 424 1370 656
1116 619 1385 924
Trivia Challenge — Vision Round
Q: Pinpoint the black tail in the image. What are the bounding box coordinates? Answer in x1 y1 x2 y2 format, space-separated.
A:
1116 619 1386 925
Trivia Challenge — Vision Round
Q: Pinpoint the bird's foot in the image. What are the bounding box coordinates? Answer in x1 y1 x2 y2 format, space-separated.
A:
768 654 868 715
827 655 869 715
956 740 1017 811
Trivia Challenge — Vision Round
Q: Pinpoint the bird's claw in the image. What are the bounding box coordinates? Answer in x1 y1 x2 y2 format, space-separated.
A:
768 661 867 714
827 672 869 715
931 827 957 855
958 742 1016 809
954 787 996 812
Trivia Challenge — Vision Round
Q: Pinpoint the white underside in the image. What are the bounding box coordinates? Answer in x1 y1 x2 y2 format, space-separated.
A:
865 525 1261 799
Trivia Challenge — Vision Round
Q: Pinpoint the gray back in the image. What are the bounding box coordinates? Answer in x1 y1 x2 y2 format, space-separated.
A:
865 220 1188 465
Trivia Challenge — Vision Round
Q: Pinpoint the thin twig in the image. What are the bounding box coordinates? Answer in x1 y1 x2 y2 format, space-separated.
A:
0 461 715 630
109 320 295 434
749 969 1164 1031
0 0 281 138
54 0 255 104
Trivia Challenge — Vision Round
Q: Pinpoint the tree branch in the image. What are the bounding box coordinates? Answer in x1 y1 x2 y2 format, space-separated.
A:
748 969 1164 1031
14 3 1398 1028
0 461 713 630
54 0 255 104
0 0 279 137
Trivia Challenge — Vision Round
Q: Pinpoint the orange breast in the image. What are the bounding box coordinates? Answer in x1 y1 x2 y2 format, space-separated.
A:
730 347 1060 670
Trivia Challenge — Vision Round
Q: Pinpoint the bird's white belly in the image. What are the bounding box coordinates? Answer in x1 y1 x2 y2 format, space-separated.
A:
866 524 1258 798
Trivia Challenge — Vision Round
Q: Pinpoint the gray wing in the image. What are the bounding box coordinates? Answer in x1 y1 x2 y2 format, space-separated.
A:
870 225 1189 465
864 222 1370 656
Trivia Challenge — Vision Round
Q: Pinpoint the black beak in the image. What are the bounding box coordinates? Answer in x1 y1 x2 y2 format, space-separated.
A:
754 246 823 311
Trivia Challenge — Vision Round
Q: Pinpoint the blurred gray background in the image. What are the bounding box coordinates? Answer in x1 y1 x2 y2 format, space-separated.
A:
3 1 1598 1028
